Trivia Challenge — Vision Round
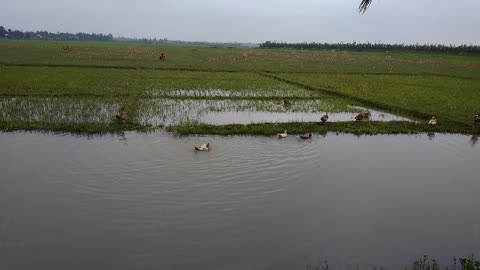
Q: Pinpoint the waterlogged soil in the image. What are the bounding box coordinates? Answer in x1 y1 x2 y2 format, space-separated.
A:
0 131 479 270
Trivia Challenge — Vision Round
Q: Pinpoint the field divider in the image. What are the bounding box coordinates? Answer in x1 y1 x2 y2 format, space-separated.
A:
0 62 244 73
166 121 477 136
1 62 478 80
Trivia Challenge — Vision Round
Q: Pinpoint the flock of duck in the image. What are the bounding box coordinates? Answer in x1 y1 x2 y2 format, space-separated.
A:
113 107 480 151
194 113 480 151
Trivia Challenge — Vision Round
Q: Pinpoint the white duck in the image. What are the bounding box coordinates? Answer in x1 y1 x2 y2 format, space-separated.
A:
428 116 437 127
194 143 210 151
277 130 288 138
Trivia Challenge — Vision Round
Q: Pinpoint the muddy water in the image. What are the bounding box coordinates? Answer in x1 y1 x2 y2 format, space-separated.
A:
0 132 479 270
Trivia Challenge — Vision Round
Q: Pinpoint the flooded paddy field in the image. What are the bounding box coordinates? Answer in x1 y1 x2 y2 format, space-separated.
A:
1 131 479 270
0 97 412 127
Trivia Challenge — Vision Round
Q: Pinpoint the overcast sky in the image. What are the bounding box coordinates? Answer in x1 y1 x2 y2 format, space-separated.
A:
3 0 480 44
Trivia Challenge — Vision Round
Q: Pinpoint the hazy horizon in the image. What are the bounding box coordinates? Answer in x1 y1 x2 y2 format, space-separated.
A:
3 0 480 45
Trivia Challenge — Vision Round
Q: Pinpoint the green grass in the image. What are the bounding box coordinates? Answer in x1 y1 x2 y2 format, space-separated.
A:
1 40 479 77
168 121 478 136
271 73 480 126
0 40 479 134
0 66 315 98
0 66 144 96
0 120 148 133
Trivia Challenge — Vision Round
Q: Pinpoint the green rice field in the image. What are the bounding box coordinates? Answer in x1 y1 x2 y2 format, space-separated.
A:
0 39 479 134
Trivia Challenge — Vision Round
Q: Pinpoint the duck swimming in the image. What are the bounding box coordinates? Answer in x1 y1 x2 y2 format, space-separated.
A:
299 133 312 139
277 130 288 138
355 112 370 122
194 143 210 151
428 116 437 127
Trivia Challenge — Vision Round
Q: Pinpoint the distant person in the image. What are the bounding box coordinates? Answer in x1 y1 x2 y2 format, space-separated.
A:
159 52 166 61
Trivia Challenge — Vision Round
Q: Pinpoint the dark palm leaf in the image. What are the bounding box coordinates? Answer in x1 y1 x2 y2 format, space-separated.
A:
358 0 372 13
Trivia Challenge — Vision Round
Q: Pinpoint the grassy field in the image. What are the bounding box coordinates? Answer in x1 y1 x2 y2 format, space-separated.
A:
271 72 480 125
0 39 479 134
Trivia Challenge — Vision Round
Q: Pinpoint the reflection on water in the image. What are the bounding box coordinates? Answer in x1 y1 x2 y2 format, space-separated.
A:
471 134 478 145
0 132 478 270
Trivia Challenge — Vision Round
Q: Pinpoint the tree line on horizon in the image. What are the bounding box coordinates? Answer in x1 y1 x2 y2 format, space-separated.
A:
0 26 256 47
259 41 480 54
0 26 113 41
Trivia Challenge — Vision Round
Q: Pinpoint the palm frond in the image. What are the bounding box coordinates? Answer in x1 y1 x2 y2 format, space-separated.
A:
358 0 372 13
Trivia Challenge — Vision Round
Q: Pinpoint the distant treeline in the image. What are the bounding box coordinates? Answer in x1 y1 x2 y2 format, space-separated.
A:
259 41 480 54
115 37 256 48
0 26 257 47
0 26 114 41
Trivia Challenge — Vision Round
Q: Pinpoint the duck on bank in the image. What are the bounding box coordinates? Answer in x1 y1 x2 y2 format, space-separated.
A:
116 107 128 121
428 116 437 127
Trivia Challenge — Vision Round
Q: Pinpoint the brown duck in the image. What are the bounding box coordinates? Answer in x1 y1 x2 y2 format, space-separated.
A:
355 112 371 121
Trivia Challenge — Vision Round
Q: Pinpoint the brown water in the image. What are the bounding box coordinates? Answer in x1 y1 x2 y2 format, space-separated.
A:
0 132 479 270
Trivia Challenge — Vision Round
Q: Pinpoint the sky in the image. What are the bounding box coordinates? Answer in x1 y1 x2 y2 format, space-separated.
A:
2 0 480 44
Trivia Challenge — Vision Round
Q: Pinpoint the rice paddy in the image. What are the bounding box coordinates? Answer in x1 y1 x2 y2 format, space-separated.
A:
0 40 479 134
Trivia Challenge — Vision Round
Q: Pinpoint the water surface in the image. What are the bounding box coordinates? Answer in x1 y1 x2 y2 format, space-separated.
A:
0 132 479 270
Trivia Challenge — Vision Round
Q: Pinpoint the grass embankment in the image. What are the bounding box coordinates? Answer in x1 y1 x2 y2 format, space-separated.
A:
0 120 148 133
168 121 478 136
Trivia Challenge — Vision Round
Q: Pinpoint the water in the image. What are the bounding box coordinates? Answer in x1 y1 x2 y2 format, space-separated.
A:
1 132 479 270
138 99 411 126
